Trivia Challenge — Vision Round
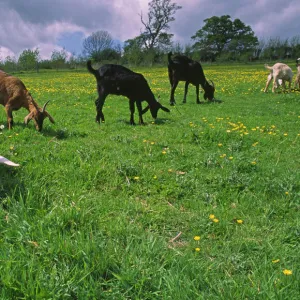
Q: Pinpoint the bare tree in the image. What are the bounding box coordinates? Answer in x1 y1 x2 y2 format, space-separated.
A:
139 0 181 51
83 31 114 61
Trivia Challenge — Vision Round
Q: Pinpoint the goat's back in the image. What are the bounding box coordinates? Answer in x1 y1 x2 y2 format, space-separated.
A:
99 64 137 77
0 73 28 105
170 54 194 65
96 64 155 101
265 63 293 80
168 54 205 84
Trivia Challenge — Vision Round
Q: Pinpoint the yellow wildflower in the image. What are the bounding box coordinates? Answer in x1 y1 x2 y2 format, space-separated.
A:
272 259 280 264
209 214 215 219
195 247 201 252
212 218 219 223
283 269 292 275
236 219 243 224
193 236 200 241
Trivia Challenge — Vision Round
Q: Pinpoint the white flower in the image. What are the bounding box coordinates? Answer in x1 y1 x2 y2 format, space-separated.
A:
0 125 4 130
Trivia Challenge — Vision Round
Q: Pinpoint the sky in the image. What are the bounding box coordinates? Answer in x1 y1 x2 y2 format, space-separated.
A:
0 0 299 60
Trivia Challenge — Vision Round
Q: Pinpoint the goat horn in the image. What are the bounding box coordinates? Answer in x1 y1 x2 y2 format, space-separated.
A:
42 100 50 112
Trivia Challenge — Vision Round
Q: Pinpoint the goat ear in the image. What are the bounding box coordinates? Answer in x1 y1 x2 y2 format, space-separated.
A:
24 112 34 124
142 105 150 114
45 111 55 123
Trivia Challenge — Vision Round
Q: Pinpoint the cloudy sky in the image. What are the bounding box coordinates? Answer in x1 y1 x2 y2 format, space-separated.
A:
0 0 299 60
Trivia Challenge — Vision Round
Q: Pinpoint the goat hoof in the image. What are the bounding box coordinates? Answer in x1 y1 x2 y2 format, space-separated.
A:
170 102 175 106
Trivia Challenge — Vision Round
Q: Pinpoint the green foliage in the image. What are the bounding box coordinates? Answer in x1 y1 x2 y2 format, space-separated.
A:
18 48 39 71
192 15 258 61
0 65 300 298
82 30 121 63
51 49 68 70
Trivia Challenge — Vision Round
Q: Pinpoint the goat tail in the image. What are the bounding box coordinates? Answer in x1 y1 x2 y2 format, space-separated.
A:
87 60 101 81
264 64 273 71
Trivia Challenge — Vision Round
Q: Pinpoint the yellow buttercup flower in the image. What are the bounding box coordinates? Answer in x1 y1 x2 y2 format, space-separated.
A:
236 219 243 224
209 214 215 219
195 247 200 252
283 269 292 275
193 236 200 241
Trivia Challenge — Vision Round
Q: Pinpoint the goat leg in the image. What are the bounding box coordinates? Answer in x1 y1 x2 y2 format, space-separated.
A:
5 105 14 129
135 101 145 125
264 75 272 93
183 82 189 103
196 84 201 104
129 100 136 125
170 80 178 106
95 97 105 123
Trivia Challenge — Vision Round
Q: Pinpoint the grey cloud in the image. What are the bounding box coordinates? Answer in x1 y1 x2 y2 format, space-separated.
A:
1 0 300 59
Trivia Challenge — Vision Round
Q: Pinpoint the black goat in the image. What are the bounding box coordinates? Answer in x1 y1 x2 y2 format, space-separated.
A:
168 52 215 106
87 61 170 125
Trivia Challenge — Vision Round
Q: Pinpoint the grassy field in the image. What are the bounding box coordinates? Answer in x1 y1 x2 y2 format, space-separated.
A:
0 64 300 299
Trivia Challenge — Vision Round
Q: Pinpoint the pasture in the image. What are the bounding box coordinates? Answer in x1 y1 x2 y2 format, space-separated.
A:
0 64 300 299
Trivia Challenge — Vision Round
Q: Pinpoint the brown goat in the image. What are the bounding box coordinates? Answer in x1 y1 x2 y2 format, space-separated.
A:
0 71 54 131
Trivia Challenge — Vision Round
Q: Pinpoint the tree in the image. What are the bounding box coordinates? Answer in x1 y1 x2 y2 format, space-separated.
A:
191 15 258 61
139 0 181 51
290 36 300 58
83 31 114 61
4 56 17 72
51 48 68 70
123 36 144 65
18 48 39 71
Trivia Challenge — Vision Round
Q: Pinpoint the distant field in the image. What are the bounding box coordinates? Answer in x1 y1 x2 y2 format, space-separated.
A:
0 64 300 299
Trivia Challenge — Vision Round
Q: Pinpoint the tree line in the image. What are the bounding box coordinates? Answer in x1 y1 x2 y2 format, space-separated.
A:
1 0 300 72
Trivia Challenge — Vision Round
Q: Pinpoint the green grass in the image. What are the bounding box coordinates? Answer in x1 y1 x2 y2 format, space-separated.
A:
0 64 300 299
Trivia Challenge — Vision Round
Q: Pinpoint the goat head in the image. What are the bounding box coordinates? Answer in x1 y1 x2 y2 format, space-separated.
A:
24 100 55 131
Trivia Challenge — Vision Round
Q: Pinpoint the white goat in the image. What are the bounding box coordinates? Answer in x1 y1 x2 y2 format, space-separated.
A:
0 156 19 166
264 63 293 93
294 58 300 89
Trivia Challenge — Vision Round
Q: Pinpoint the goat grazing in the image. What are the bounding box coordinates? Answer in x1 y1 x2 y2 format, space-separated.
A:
0 71 54 131
167 52 215 105
294 58 300 89
87 60 170 125
263 63 293 93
